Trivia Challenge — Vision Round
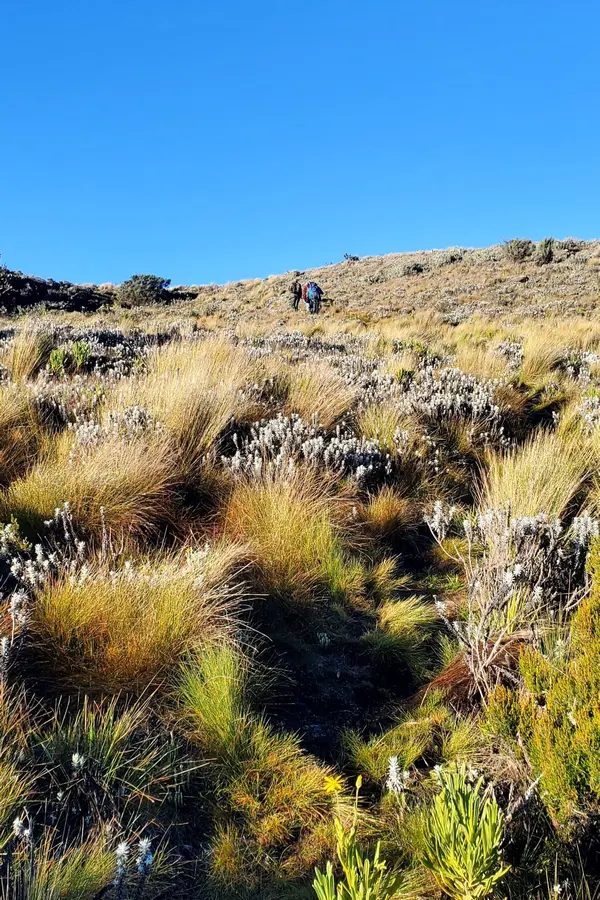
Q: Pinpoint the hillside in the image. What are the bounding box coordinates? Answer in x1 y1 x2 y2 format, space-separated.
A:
187 237 600 328
1 241 600 898
3 238 600 330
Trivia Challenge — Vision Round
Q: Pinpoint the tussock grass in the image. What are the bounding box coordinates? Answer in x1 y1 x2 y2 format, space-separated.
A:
3 271 600 897
115 337 258 475
344 691 452 781
0 758 31 853
176 646 348 891
359 485 421 544
520 334 564 388
1 328 53 381
2 433 180 539
284 362 357 428
452 344 511 380
176 642 252 763
31 545 244 691
2 832 114 900
34 695 190 831
223 468 363 603
0 384 45 487
366 595 439 677
357 402 406 452
481 429 592 518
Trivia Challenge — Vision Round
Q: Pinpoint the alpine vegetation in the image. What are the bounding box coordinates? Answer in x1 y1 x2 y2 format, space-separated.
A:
1 243 600 898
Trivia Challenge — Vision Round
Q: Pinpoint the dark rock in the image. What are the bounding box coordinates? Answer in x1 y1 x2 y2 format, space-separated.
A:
0 268 115 314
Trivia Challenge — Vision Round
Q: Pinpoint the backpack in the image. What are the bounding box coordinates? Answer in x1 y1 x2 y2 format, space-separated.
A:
306 282 321 301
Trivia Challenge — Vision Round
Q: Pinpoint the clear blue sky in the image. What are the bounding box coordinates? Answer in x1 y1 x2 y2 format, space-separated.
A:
2 0 599 285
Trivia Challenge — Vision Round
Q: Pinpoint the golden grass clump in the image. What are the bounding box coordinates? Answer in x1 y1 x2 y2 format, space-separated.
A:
1 328 54 382
283 361 357 429
519 333 564 388
359 485 421 544
2 432 180 539
114 337 258 475
222 468 363 603
356 402 406 452
365 595 439 677
481 429 592 518
452 343 511 381
0 383 45 487
31 543 244 692
176 648 347 892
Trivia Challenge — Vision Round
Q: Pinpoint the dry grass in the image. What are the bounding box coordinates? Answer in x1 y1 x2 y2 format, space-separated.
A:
114 337 257 475
32 544 244 691
223 468 363 603
520 333 564 387
2 432 181 539
1 328 53 381
283 361 357 429
0 384 45 487
3 247 600 896
357 402 407 452
481 429 592 518
452 343 511 381
359 485 421 543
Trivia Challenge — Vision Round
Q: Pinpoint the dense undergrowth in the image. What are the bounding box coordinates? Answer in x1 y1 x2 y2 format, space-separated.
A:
1 310 600 898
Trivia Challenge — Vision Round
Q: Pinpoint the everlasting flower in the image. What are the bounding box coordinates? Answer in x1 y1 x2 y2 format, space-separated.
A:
136 837 153 873
386 756 410 794
72 752 85 771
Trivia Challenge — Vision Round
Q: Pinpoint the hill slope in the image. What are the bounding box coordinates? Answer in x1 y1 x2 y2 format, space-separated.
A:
3 239 600 329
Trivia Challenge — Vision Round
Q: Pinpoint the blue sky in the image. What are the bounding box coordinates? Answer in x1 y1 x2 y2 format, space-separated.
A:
2 0 599 285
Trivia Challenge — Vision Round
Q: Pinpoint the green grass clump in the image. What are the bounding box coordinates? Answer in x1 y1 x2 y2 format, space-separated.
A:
32 696 189 834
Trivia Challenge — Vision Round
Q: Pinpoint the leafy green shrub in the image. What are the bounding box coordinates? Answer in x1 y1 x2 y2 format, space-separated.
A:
419 764 509 900
71 340 91 370
48 347 68 376
313 777 414 900
504 239 534 262
519 589 600 829
535 237 555 266
481 545 600 833
116 274 171 307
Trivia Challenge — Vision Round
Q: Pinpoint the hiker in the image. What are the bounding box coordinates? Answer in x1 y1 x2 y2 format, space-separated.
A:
302 281 324 314
289 278 302 310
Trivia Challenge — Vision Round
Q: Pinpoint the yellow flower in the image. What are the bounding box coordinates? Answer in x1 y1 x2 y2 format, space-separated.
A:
323 774 344 795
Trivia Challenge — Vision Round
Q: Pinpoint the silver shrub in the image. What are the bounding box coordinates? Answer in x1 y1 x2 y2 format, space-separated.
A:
68 406 162 459
495 340 524 370
222 413 393 486
579 394 600 431
558 347 599 384
426 503 598 697
400 366 503 425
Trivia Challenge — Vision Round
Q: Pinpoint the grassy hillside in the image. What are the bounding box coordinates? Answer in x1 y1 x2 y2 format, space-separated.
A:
0 241 600 898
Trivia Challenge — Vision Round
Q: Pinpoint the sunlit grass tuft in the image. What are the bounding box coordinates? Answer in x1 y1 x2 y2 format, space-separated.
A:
31 544 244 692
1 328 54 382
223 468 364 603
283 362 357 429
2 432 180 540
481 429 592 518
